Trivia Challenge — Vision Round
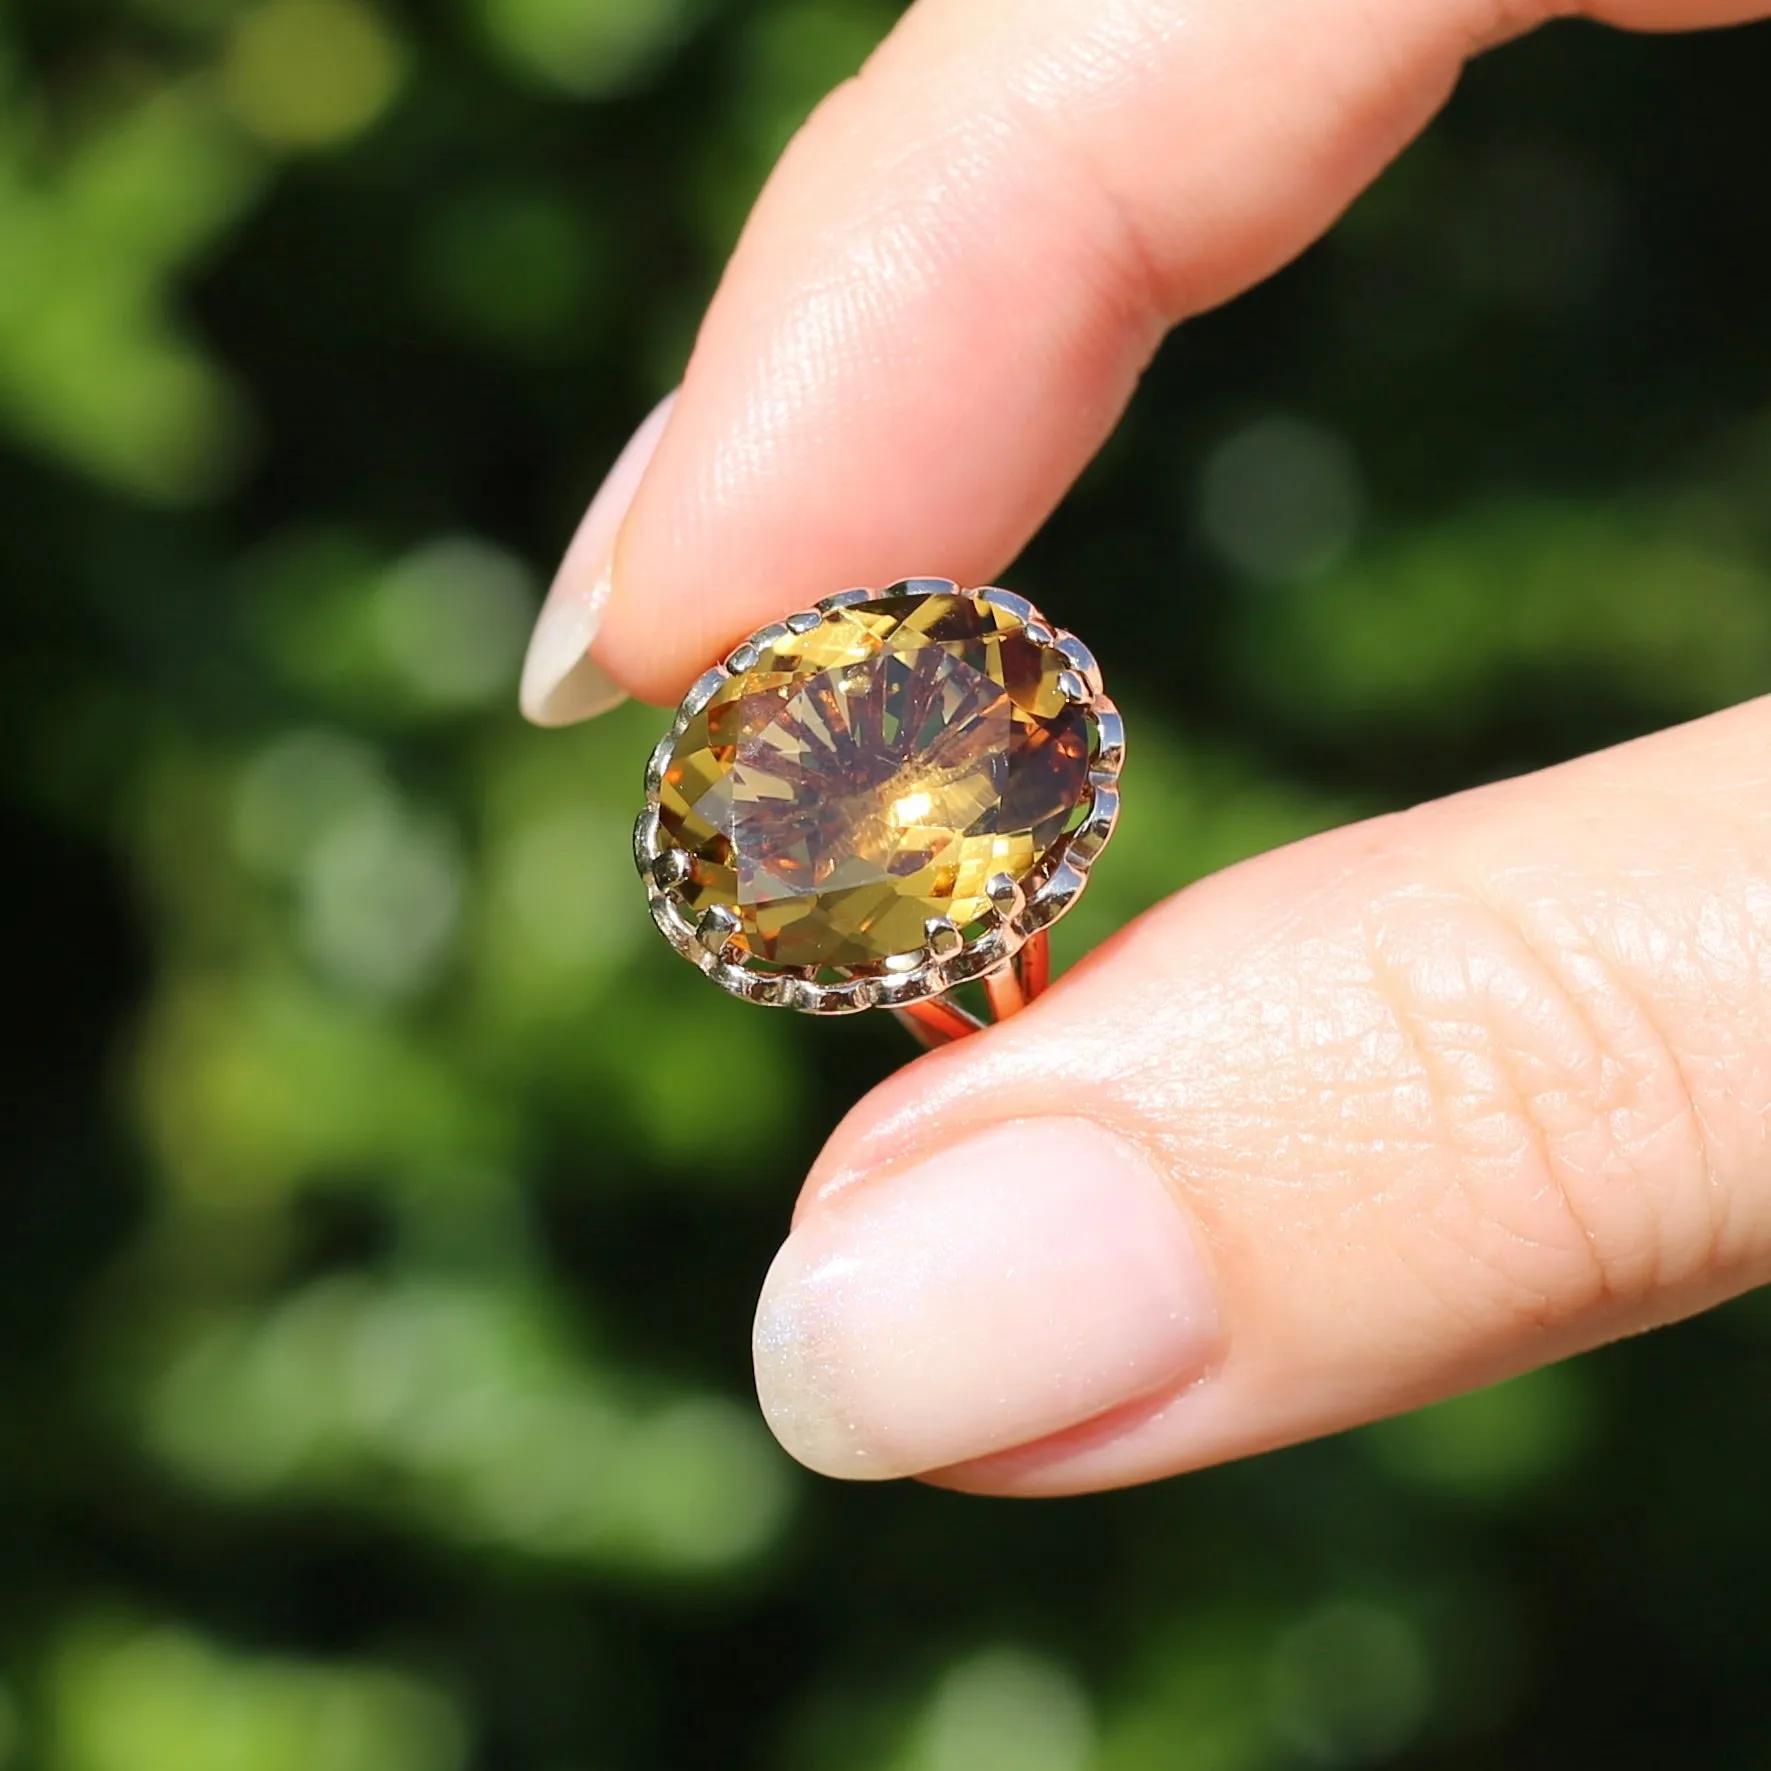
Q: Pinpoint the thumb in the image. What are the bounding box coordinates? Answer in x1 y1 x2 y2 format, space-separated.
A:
753 696 1771 1491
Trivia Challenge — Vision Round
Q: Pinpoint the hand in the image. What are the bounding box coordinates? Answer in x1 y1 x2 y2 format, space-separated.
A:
518 0 1771 1492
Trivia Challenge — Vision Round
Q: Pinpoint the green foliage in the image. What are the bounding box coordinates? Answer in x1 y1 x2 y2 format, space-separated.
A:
4 3 1771 1769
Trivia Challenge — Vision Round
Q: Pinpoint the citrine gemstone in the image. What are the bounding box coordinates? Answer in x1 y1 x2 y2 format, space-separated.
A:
657 591 1095 968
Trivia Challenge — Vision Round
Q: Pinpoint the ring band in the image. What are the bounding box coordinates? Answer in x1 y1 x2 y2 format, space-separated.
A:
633 577 1122 1047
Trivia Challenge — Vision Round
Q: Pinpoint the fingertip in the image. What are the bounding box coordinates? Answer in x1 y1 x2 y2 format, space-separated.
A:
519 564 627 725
518 390 678 726
753 1116 1222 1481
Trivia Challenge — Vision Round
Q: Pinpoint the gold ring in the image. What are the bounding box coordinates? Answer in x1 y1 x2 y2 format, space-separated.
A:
633 577 1122 1047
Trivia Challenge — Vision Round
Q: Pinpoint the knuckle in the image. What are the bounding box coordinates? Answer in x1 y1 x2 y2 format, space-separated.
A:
990 73 1186 336
1359 866 1725 1332
1468 0 1577 53
757 20 1184 368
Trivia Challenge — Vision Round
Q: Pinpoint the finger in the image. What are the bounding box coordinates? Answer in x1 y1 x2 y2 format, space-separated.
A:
752 696 1771 1490
518 392 675 726
525 0 1771 718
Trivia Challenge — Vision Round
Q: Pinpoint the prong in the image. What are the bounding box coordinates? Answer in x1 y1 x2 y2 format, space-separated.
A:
882 949 924 974
986 871 1026 922
975 586 1037 625
677 666 728 721
1054 633 1104 694
774 976 812 1011
1092 704 1126 776
876 967 934 1005
650 892 697 950
1067 785 1120 867
817 586 878 613
1027 859 1087 927
651 847 691 889
725 641 759 674
885 575 960 599
644 731 675 798
1023 621 1055 647
842 978 881 1011
716 965 791 1008
632 806 662 871
1057 669 1091 704
695 905 741 955
774 973 875 1015
786 609 824 634
924 916 964 959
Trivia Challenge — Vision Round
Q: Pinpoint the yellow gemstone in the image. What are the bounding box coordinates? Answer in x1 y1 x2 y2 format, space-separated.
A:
656 591 1095 968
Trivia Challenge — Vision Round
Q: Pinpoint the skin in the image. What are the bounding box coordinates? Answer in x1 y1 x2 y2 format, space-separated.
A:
521 0 1771 1492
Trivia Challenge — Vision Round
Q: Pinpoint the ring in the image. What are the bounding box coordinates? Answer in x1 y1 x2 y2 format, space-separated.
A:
632 577 1122 1048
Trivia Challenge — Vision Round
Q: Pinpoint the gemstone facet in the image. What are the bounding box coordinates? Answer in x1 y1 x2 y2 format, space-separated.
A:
654 590 1098 970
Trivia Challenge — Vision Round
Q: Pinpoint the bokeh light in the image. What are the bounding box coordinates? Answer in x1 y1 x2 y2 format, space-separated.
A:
474 0 695 97
221 0 406 150
1197 416 1365 585
142 1276 796 1572
48 1625 466 1771
905 1649 1097 1771
1266 1601 1433 1765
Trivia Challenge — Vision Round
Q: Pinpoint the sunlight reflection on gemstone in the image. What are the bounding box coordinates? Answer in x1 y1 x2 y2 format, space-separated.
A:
657 591 1094 968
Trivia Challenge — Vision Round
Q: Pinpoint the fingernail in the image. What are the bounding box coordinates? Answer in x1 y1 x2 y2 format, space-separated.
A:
753 1118 1220 1480
519 391 677 727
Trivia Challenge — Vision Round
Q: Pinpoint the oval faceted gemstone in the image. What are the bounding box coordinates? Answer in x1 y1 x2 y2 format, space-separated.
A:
658 592 1094 968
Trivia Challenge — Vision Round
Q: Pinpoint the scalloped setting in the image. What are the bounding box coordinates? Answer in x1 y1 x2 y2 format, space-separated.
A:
635 579 1122 1014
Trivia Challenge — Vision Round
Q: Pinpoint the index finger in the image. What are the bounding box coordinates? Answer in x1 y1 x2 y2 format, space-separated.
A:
530 0 1769 717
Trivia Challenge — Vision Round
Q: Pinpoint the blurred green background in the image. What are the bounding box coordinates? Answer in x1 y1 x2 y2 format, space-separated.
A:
5 0 1771 1766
